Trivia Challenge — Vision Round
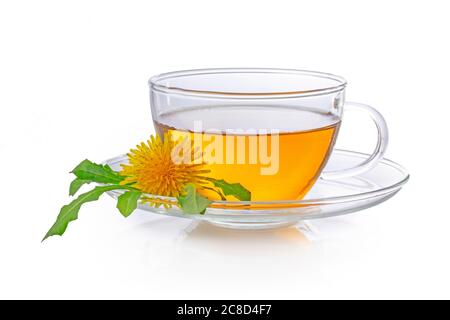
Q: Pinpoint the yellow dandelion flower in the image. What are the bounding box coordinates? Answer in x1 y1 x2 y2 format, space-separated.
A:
119 133 209 197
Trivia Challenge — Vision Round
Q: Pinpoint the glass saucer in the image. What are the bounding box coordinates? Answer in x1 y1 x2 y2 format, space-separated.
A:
103 150 409 230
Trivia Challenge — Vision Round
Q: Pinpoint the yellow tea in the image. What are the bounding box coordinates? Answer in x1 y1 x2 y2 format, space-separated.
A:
155 105 340 201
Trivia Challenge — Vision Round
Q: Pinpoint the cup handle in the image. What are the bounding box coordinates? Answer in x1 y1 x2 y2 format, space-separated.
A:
321 102 389 179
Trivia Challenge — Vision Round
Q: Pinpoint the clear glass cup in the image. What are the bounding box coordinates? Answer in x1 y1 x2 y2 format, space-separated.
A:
149 68 388 201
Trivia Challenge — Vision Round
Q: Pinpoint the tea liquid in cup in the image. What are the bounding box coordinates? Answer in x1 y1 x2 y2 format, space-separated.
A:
155 105 340 200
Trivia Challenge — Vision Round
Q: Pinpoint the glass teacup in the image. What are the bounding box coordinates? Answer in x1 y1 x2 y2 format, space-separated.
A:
149 68 388 201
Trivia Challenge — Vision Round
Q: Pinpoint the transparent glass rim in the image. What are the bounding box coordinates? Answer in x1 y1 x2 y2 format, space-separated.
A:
104 150 409 207
149 68 347 99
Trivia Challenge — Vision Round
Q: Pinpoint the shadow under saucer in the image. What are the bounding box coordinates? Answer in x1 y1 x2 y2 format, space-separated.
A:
171 221 313 258
114 214 368 281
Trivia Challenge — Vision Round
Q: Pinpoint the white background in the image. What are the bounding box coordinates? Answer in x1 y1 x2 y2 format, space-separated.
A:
0 0 449 299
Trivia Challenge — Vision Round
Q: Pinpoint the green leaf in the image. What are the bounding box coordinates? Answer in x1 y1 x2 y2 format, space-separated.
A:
117 190 142 217
42 185 130 242
207 178 251 201
69 178 91 196
202 186 226 200
177 183 212 215
71 159 124 184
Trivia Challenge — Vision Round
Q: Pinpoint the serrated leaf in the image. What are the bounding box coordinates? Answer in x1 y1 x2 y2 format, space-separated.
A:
69 178 90 196
42 185 130 241
117 190 142 217
177 183 212 215
208 178 251 201
71 159 124 184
